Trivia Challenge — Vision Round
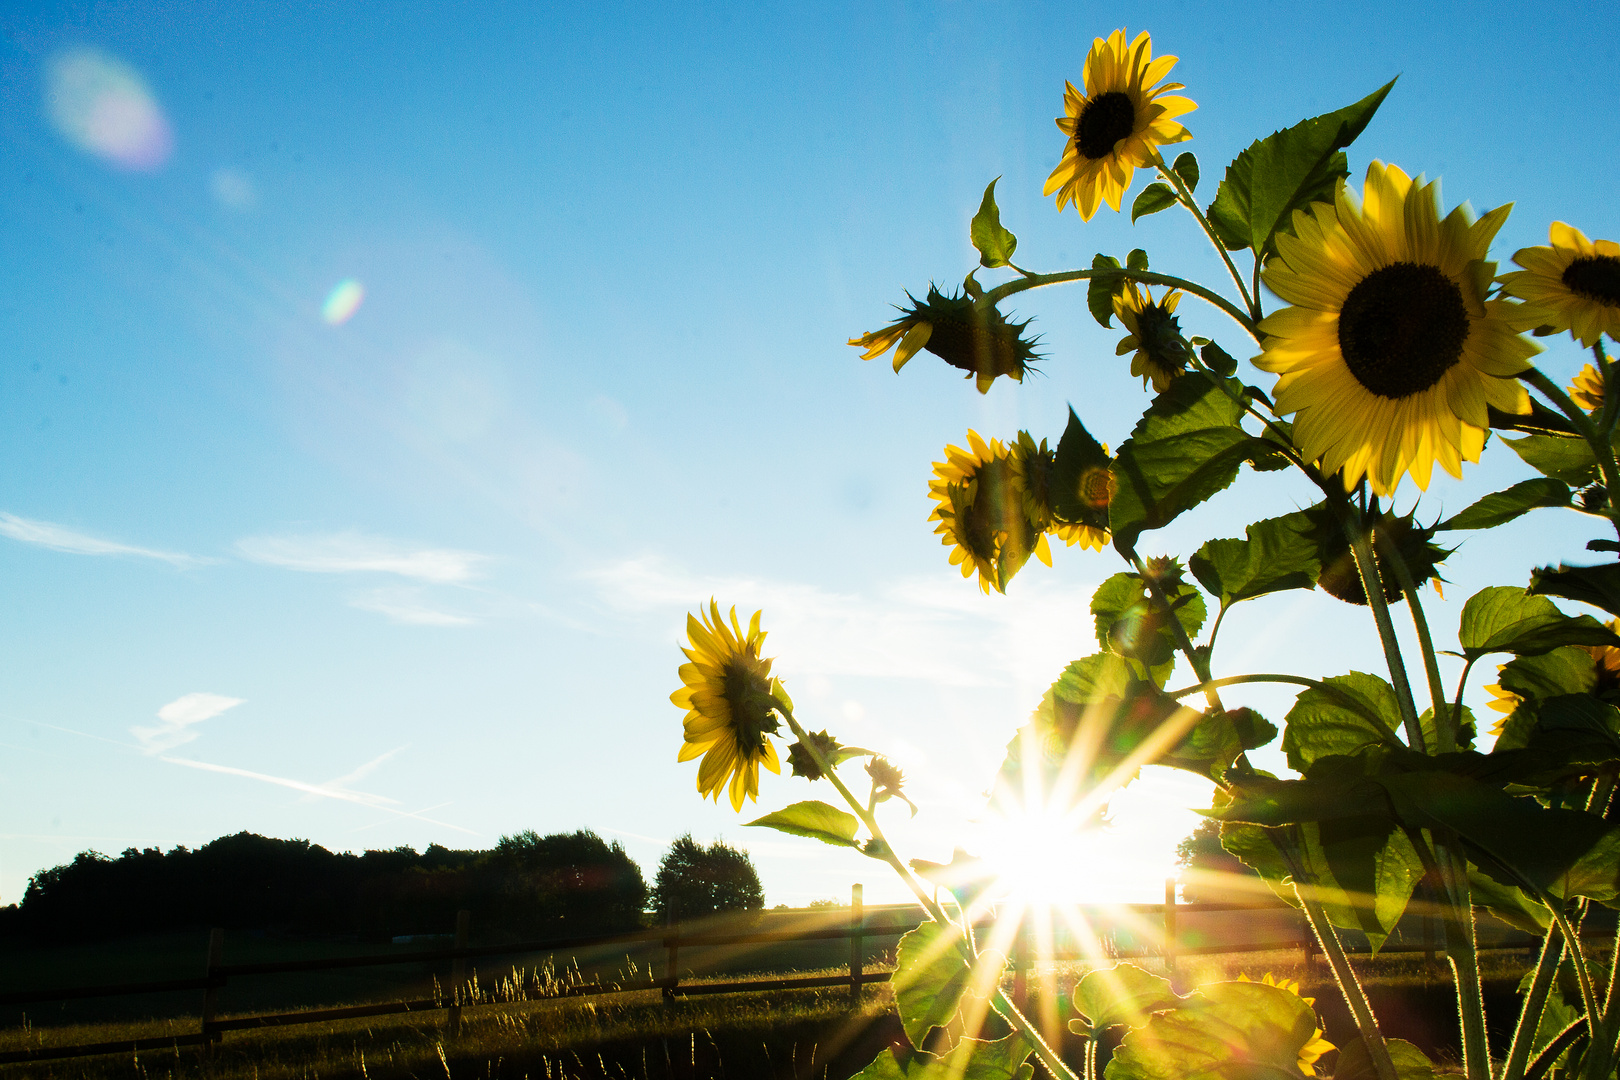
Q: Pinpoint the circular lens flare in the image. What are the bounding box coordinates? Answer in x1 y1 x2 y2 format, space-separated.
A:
45 47 173 172
322 279 365 325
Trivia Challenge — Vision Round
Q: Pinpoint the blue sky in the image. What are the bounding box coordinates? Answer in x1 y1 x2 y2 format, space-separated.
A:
1 1 1616 908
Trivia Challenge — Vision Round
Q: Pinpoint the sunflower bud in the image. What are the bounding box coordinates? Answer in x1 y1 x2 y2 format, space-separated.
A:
786 729 842 781
850 287 1041 394
1310 505 1450 606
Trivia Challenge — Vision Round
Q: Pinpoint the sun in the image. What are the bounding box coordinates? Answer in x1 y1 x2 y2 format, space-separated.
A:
971 804 1112 908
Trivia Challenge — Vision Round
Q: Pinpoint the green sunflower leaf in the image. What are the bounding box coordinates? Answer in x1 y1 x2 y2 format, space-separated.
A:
744 801 860 848
1497 693 1620 773
1334 1038 1440 1080
1051 407 1112 526
1207 79 1396 258
1130 183 1178 223
1199 340 1237 376
1109 373 1268 547
1466 866 1551 936
1504 433 1600 486
1107 981 1326 1080
1126 248 1150 272
851 1034 1033 1080
1172 152 1199 194
1189 508 1320 608
970 177 1018 269
1280 672 1406 772
1071 963 1181 1034
1088 254 1124 328
1458 586 1620 660
1529 561 1620 619
1436 478 1572 531
893 920 1001 1050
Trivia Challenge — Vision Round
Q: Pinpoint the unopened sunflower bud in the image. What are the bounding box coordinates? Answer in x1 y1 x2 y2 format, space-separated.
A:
786 729 842 781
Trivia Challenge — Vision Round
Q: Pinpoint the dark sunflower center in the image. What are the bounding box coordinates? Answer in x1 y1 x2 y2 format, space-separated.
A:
1337 262 1470 399
1563 256 1620 307
1076 92 1136 160
721 658 779 757
1136 304 1189 371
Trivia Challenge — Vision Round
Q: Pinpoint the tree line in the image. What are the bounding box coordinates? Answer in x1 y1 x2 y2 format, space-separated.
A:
0 830 763 943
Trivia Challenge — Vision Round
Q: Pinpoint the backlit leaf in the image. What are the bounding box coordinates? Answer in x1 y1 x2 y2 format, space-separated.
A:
893 920 1000 1049
1131 182 1178 223
1529 561 1620 619
1437 478 1572 531
1105 981 1325 1080
1072 963 1181 1033
745 801 859 848
1280 672 1405 771
970 177 1018 269
1458 586 1620 659
1088 254 1124 328
1190 508 1320 607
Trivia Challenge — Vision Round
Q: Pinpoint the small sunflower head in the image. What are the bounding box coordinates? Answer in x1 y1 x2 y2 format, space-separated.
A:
865 758 917 815
1114 283 1191 391
1502 222 1620 347
852 287 1041 394
786 729 843 782
672 602 786 810
1311 505 1450 607
928 431 1053 593
1570 363 1605 412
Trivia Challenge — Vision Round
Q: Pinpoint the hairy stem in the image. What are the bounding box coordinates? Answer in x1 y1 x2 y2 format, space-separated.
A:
1377 532 1452 751
982 267 1258 339
1153 157 1259 323
1503 921 1567 1080
1125 547 1223 712
1294 882 1399 1080
1436 841 1492 1080
779 711 1078 1080
1342 510 1426 748
1523 367 1620 543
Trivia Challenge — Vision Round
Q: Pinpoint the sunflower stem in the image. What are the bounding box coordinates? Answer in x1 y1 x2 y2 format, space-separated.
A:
777 710 1079 1080
1523 366 1620 543
1435 839 1493 1080
1375 529 1453 752
1125 548 1223 712
1293 880 1401 1080
1153 157 1260 325
1164 673 1402 740
1502 919 1567 1080
1341 508 1426 749
982 268 1258 340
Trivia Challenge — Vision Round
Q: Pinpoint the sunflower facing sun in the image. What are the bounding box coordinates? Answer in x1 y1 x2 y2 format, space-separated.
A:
1254 162 1539 495
1044 29 1195 221
1501 222 1620 347
672 602 785 810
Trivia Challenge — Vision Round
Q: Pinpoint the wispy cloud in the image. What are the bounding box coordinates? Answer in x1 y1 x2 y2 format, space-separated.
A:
161 754 477 835
131 692 244 754
348 586 475 626
235 531 486 584
0 512 196 566
586 557 1099 691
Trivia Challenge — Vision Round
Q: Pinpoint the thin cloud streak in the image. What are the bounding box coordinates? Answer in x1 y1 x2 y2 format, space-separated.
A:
132 692 244 755
236 531 487 584
0 512 198 566
348 587 475 626
160 756 478 835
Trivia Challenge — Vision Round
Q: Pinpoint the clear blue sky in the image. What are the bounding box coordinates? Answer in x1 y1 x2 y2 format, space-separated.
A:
1 1 1616 908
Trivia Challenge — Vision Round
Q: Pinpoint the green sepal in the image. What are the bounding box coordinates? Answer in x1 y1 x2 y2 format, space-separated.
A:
1458 586 1620 660
1529 561 1620 619
1109 372 1268 548
1088 254 1124 328
1070 963 1181 1035
970 177 1018 269
1131 183 1178 223
1206 79 1395 258
745 801 860 848
1171 152 1199 194
892 920 1002 1049
1189 507 1320 608
1436 478 1572 531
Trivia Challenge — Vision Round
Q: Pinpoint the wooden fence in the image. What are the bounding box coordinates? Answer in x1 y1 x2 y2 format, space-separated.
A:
0 881 1545 1066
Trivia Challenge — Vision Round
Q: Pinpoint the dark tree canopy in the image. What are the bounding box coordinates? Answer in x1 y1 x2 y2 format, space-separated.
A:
3 829 646 943
1174 817 1260 903
652 835 764 920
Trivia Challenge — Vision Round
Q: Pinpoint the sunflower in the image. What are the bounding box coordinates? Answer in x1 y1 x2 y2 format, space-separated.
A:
1044 29 1195 221
849 287 1040 393
672 602 785 810
928 431 1052 593
1013 431 1108 551
1569 363 1605 412
1487 621 1620 738
1254 162 1540 496
1113 282 1191 391
1501 223 1620 347
1235 974 1335 1074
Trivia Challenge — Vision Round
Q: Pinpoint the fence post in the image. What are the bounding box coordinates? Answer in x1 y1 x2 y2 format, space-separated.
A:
849 883 864 1003
200 928 224 1048
447 909 469 1036
663 905 679 1004
1163 878 1178 978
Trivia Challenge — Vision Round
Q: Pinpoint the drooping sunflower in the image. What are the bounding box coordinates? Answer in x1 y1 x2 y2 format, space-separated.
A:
671 602 784 810
928 431 1052 593
1113 282 1191 391
1044 29 1195 221
1254 162 1540 496
1501 222 1620 347
849 287 1041 393
1013 431 1109 551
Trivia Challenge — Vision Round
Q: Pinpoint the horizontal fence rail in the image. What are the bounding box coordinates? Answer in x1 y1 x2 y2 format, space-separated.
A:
0 881 1571 1066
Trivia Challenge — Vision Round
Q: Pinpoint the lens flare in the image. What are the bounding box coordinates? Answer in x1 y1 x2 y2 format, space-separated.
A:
44 47 174 172
322 279 365 325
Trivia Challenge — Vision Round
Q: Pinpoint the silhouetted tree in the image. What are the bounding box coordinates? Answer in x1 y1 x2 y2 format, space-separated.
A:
1174 818 1260 902
652 835 763 919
